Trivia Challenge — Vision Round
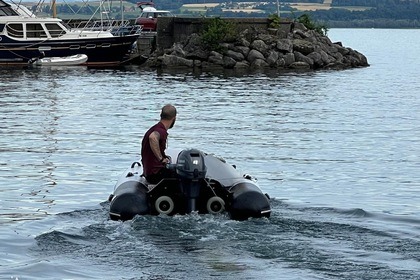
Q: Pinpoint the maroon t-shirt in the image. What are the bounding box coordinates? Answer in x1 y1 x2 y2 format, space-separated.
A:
141 122 168 176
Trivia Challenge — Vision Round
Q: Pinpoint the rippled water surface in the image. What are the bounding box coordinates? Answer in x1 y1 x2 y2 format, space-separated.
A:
1 29 419 279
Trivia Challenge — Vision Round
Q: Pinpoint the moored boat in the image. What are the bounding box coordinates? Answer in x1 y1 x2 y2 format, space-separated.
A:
0 0 140 67
135 1 174 31
108 148 271 221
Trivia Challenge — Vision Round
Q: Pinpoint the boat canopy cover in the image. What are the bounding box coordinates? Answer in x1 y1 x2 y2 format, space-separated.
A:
204 154 246 187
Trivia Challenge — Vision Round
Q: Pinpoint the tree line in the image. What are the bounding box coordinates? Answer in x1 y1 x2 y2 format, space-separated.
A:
309 2 420 28
154 0 420 28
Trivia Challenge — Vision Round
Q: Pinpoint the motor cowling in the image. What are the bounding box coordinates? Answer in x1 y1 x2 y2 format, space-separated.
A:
176 149 207 179
175 149 207 213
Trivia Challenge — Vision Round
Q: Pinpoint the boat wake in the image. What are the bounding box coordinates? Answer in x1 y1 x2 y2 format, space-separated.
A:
27 199 420 280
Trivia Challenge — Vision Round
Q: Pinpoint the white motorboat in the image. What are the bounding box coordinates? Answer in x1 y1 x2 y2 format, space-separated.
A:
30 54 88 66
0 0 140 67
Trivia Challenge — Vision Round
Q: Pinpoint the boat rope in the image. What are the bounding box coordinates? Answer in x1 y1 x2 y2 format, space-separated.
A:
1 47 31 61
2 37 59 62
204 178 218 197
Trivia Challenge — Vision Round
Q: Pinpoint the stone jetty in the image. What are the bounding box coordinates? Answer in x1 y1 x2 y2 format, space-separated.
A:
141 21 369 71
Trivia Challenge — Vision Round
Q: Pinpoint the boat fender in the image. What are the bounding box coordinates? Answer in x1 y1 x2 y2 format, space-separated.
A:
206 196 225 214
154 196 174 215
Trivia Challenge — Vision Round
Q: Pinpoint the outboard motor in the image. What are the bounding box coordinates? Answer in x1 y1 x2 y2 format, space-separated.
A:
175 149 207 213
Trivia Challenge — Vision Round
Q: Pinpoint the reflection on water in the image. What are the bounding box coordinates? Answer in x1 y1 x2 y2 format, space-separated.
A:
0 63 419 223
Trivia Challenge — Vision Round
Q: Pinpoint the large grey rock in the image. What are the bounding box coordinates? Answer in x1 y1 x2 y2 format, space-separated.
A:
257 33 277 45
159 54 193 68
251 58 269 68
319 36 332 46
290 61 311 69
293 39 315 55
250 39 268 54
266 50 279 67
223 56 237 69
319 50 330 65
185 49 209 61
336 45 350 55
236 36 250 47
276 39 293 53
294 51 314 68
208 51 224 66
293 29 308 39
226 50 245 61
346 49 367 66
283 53 295 66
210 51 223 59
234 61 250 69
331 51 344 63
268 28 289 39
234 46 250 57
247 49 265 63
307 52 323 68
293 22 308 32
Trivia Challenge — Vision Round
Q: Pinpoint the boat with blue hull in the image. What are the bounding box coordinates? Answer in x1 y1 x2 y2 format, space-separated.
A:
109 149 271 221
0 0 139 67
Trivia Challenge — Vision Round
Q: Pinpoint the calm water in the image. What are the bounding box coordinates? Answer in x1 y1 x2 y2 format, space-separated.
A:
1 29 419 279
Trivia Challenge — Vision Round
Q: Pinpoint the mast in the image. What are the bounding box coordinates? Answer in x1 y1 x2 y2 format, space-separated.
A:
120 0 123 24
52 0 56 18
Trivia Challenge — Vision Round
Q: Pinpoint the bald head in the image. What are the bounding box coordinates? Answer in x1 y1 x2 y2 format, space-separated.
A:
160 104 177 120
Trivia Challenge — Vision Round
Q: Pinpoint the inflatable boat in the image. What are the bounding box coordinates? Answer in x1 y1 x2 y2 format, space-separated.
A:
108 148 271 221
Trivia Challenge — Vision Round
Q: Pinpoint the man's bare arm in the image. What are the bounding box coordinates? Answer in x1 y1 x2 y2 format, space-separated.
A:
149 131 163 161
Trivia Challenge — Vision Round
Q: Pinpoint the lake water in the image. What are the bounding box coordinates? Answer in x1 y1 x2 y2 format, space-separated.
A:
0 29 419 279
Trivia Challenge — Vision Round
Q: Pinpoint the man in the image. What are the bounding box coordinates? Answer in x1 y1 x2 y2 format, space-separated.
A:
141 104 177 184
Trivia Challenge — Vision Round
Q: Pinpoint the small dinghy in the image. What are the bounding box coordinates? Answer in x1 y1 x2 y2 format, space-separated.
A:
108 148 271 221
31 54 88 66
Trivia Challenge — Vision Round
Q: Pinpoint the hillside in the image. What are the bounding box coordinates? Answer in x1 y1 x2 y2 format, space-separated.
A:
28 0 420 28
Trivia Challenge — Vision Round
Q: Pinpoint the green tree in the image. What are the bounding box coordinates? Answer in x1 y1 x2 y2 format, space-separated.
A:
297 14 329 36
200 17 237 51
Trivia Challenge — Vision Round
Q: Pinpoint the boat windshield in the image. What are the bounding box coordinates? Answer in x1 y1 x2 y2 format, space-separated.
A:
45 23 67 37
0 0 19 16
60 21 72 30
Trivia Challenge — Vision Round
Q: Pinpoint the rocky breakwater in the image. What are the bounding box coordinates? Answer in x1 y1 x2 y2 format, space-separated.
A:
143 22 369 71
